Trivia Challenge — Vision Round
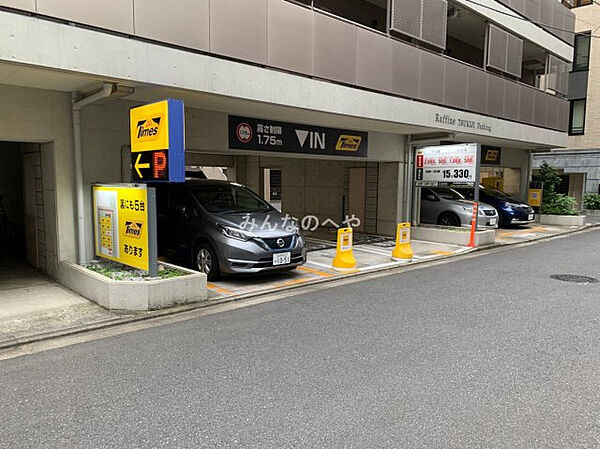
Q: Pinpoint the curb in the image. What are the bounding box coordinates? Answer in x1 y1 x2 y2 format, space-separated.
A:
2 223 599 351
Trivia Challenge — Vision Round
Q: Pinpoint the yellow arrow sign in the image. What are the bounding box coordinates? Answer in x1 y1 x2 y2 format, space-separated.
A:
134 153 150 178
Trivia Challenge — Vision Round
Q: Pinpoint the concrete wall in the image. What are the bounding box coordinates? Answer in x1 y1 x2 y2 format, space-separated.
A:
500 148 530 200
533 151 600 194
377 162 402 236
0 84 74 278
0 10 569 148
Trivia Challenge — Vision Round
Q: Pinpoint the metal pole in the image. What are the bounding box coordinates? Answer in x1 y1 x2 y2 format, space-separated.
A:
474 144 481 231
147 187 159 278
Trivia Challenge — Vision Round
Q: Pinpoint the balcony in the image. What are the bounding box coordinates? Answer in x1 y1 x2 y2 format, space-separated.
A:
0 0 569 132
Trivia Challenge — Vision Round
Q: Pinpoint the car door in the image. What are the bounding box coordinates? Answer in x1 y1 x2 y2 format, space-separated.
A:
168 186 201 258
420 188 440 224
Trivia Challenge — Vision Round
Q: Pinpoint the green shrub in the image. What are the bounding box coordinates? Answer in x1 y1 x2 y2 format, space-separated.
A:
541 194 579 216
584 193 600 210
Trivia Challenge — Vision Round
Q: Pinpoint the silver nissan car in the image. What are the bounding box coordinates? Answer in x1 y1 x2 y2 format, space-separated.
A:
156 180 306 280
420 187 499 229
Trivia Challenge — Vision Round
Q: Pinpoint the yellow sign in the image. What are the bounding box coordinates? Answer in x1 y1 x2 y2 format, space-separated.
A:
332 227 356 271
392 222 413 261
130 100 169 153
528 188 542 207
93 185 150 271
335 135 362 152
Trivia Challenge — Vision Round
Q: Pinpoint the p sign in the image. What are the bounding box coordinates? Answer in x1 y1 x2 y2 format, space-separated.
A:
130 99 185 183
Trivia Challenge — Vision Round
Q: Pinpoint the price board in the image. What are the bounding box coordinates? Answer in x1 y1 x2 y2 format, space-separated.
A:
415 143 480 186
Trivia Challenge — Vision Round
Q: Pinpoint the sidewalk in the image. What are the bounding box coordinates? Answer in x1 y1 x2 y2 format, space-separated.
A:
0 261 123 347
1 223 598 350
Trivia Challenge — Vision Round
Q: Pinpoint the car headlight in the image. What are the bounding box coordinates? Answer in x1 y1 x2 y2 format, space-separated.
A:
218 225 256 241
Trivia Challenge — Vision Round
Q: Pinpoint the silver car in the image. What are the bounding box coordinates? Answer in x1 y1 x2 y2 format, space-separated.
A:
420 187 499 229
156 180 307 280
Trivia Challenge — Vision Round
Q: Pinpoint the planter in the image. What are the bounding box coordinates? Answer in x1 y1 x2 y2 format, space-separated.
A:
412 226 495 246
538 214 585 227
58 261 207 311
583 209 600 217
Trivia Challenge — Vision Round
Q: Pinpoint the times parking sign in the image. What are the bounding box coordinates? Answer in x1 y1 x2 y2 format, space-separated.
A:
415 143 480 186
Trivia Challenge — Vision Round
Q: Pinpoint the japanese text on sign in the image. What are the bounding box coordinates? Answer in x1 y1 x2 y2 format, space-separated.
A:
415 143 479 186
93 185 150 271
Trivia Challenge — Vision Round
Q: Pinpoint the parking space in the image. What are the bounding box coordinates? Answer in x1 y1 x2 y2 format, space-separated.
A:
205 233 472 300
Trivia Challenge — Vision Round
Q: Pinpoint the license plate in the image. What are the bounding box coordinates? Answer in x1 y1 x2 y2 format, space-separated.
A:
273 252 291 266
489 218 497 225
528 214 534 220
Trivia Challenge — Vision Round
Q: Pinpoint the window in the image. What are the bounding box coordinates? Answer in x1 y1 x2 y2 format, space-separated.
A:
569 99 586 135
568 0 593 7
312 0 387 33
191 184 272 214
573 32 591 71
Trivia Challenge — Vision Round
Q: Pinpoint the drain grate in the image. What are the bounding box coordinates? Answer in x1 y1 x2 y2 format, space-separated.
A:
551 274 599 284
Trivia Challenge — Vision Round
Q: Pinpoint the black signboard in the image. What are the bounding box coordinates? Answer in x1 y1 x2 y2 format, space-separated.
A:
131 150 169 182
228 115 368 157
480 145 502 166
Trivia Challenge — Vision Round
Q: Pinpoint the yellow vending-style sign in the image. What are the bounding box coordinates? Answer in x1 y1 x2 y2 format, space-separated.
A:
528 188 542 207
93 184 150 271
332 227 356 271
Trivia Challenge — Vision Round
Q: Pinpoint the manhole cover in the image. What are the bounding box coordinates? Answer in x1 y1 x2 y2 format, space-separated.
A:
550 274 598 284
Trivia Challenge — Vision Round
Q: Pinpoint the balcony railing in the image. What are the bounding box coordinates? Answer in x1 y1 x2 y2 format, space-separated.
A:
0 0 569 132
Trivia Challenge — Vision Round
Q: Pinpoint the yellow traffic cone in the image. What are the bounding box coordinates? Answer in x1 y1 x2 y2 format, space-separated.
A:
332 227 356 271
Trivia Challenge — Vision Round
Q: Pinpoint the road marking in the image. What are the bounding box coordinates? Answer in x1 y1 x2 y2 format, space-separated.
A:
354 246 392 256
431 250 454 256
297 265 333 277
207 283 234 295
306 260 336 270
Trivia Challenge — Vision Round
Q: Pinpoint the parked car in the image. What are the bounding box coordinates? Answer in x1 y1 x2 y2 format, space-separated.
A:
453 184 535 227
420 187 499 229
154 180 306 280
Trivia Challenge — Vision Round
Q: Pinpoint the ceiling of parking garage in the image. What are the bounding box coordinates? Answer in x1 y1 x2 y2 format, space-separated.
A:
0 61 555 150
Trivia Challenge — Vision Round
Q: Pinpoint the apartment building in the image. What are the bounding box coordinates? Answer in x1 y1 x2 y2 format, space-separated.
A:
533 0 599 204
0 0 573 285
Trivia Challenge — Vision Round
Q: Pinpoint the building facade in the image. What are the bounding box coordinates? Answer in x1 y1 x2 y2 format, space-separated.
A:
533 0 600 205
0 0 574 283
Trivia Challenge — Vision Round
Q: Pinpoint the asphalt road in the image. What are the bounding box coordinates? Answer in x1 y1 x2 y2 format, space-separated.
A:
2 230 600 448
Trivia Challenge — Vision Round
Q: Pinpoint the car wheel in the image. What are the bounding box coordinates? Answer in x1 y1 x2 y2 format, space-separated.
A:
437 212 461 227
194 243 220 281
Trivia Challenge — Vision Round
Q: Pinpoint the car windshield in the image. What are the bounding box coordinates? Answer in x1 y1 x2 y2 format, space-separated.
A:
480 185 511 198
431 187 465 200
191 184 272 214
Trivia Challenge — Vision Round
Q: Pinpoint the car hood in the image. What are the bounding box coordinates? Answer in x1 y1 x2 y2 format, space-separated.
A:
212 210 297 238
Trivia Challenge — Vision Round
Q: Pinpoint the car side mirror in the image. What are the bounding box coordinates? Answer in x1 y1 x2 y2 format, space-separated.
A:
425 193 437 201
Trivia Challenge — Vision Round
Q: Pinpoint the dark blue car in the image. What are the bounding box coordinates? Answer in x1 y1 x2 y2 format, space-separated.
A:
454 185 535 227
